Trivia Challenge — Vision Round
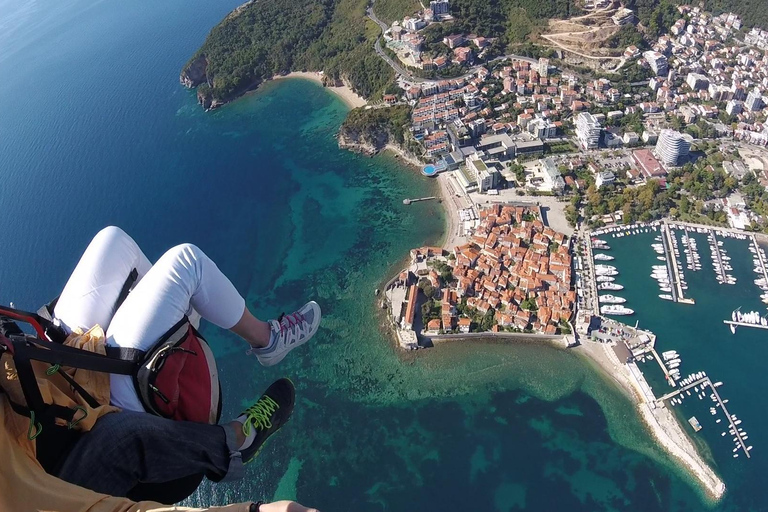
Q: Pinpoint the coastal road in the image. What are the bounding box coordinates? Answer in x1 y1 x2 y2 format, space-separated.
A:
367 2 538 85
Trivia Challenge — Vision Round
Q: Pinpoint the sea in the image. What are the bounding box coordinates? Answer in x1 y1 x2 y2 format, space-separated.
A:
0 0 763 510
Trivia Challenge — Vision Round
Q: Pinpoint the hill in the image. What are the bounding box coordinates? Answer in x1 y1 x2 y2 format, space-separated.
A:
180 0 393 109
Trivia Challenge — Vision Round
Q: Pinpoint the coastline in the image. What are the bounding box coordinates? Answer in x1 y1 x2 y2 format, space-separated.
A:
381 144 465 251
575 341 726 501
272 71 367 109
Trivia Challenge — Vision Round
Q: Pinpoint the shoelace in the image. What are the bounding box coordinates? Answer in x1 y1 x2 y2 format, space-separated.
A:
241 396 280 437
277 312 307 337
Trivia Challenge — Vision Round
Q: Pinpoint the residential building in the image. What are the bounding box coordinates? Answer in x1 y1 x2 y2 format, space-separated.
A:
686 72 709 91
643 51 669 76
612 8 635 25
576 112 602 150
467 157 499 192
542 157 565 193
746 88 764 112
430 0 449 16
596 171 616 188
538 58 549 78
726 100 743 116
655 129 692 166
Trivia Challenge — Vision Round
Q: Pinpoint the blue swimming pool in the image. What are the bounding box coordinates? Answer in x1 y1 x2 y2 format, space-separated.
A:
422 165 437 176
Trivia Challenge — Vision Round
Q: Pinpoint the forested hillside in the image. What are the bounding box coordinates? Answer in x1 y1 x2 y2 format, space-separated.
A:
182 0 393 107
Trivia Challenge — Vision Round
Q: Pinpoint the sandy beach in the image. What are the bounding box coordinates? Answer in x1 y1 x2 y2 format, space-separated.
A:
576 341 726 500
272 71 367 109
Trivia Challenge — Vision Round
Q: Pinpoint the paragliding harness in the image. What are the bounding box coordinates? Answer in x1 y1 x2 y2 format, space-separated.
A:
0 269 222 504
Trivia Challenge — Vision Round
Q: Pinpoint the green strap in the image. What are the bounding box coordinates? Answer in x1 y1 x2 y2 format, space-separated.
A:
45 364 61 376
68 406 88 429
27 411 42 440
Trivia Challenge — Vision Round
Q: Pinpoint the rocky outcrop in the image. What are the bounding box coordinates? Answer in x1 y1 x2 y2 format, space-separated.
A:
180 55 208 88
337 129 388 156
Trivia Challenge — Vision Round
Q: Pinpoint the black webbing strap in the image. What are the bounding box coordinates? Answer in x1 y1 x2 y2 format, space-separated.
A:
111 268 138 319
11 344 77 429
105 346 146 363
13 339 137 375
53 367 100 409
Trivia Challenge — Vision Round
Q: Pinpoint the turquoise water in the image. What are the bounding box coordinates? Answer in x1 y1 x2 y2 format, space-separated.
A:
0 0 759 510
599 227 768 510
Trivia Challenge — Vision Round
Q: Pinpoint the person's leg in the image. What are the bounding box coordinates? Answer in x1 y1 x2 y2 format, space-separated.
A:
54 410 243 498
107 243 321 411
53 226 152 334
106 243 270 411
56 379 296 499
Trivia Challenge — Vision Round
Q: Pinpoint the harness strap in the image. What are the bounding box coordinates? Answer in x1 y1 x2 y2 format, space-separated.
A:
105 346 146 363
14 338 137 375
112 268 138 319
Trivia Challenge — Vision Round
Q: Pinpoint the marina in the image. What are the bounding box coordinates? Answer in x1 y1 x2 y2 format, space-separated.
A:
577 220 761 483
657 376 751 459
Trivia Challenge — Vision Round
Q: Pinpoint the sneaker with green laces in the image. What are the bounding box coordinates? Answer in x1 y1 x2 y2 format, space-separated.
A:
233 378 295 463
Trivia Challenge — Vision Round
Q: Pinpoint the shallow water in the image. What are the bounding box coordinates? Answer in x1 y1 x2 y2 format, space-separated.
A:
0 0 754 509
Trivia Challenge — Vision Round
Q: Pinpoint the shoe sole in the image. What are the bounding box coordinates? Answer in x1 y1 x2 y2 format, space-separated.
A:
259 302 321 367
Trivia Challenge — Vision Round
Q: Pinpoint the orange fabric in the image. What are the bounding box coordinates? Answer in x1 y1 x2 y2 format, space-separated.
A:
0 326 251 511
0 398 250 512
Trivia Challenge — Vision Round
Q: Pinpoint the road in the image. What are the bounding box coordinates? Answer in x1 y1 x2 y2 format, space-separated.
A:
366 2 538 85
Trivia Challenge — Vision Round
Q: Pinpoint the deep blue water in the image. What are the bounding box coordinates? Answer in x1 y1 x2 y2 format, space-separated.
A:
0 0 760 510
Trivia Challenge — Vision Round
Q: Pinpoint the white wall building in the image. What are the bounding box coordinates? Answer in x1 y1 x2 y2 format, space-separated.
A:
576 112 602 150
746 88 764 112
655 129 692 166
643 51 668 76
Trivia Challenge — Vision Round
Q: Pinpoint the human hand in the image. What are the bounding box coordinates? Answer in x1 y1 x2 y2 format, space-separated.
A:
258 500 320 512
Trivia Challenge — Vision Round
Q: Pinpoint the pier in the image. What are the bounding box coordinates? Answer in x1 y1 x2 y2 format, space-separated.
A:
657 377 750 459
661 222 694 304
751 234 768 285
647 345 676 386
681 227 700 272
709 229 729 283
583 236 600 315
403 196 436 205
723 320 768 331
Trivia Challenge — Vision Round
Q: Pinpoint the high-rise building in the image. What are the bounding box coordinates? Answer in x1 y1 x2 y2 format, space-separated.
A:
429 0 449 16
576 112 602 150
655 129 692 166
746 88 764 112
643 50 668 76
538 58 549 78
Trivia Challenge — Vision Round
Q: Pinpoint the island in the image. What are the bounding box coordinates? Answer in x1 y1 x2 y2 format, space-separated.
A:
183 0 768 502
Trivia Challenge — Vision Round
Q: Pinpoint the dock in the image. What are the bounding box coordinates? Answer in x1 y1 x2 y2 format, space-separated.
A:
661 222 694 304
648 345 676 386
584 237 600 316
723 320 768 331
657 377 750 458
751 234 768 284
403 196 436 205
681 226 700 272
709 229 729 283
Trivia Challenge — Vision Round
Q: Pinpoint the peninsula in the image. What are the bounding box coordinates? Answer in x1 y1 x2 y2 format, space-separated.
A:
183 0 768 503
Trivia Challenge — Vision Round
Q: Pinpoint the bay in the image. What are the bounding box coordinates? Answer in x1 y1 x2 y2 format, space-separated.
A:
0 0 753 510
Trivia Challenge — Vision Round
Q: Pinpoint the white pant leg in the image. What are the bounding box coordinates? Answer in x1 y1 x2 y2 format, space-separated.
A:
54 226 153 334
107 243 246 411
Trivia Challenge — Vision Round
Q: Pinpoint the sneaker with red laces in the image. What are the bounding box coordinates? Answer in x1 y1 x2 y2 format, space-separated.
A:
248 301 321 367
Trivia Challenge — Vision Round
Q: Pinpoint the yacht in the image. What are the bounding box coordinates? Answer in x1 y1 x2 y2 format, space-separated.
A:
598 282 624 291
659 294 674 301
594 253 614 261
600 305 634 316
599 294 626 304
596 268 619 276
595 275 615 282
